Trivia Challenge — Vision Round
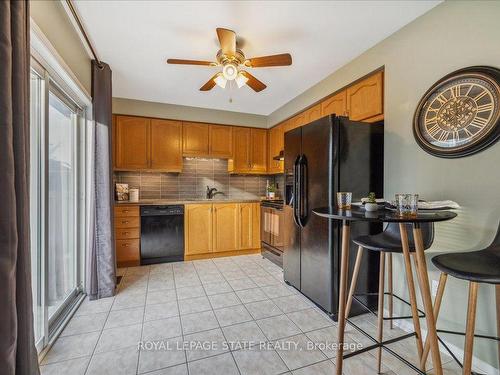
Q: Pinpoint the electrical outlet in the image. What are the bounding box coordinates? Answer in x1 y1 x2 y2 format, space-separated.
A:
431 279 439 297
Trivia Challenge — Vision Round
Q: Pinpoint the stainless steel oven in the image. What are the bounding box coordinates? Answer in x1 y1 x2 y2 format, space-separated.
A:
261 200 284 267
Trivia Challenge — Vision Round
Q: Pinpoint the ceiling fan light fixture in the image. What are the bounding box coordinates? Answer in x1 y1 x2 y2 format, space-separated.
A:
214 73 227 88
235 71 249 88
222 63 238 80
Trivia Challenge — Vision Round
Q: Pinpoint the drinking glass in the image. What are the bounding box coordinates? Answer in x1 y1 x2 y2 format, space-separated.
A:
337 192 353 209
395 194 419 217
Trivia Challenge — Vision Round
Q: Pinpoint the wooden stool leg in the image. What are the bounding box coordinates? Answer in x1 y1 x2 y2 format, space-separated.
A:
345 246 364 319
336 221 351 375
399 224 424 368
463 282 479 375
388 253 394 329
377 252 386 374
421 272 448 368
413 223 443 375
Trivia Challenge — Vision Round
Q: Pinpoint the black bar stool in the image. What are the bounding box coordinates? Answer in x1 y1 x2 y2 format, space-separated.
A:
429 222 500 375
346 222 434 373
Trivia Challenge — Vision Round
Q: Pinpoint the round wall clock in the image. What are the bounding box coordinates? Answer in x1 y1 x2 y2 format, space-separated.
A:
413 66 500 158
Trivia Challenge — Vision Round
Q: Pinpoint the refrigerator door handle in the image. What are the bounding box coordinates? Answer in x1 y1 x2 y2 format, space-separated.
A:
299 155 308 227
292 155 301 227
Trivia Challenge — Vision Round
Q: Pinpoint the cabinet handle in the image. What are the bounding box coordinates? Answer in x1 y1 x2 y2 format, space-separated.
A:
122 231 129 235
123 210 129 213
122 220 129 224
122 243 129 247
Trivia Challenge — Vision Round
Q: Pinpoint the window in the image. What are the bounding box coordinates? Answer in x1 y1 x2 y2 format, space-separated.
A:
29 59 87 353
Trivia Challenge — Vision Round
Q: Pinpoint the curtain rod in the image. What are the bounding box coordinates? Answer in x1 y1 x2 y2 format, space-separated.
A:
65 0 104 69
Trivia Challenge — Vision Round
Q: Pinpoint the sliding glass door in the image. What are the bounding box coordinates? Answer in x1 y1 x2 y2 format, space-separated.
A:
47 88 79 322
29 61 86 353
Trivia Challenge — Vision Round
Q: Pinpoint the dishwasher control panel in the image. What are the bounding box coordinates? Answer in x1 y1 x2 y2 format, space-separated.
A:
140 205 184 216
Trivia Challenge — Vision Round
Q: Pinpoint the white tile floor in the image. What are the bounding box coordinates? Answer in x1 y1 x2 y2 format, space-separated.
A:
40 254 462 375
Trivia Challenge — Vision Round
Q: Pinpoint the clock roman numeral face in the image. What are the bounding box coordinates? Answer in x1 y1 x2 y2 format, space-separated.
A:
416 72 500 156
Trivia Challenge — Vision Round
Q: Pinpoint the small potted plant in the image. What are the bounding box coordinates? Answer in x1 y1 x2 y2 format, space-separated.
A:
267 183 276 199
365 192 379 212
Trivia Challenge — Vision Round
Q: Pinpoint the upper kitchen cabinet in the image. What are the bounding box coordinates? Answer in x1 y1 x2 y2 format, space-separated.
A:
268 123 284 174
230 127 251 172
114 115 183 172
346 70 384 122
209 124 233 158
250 128 268 173
321 90 347 117
229 127 268 174
182 121 210 156
304 104 322 124
182 122 233 158
290 112 306 130
150 119 182 172
115 115 150 170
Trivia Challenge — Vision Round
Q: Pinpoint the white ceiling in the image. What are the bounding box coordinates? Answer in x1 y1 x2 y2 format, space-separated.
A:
75 0 440 116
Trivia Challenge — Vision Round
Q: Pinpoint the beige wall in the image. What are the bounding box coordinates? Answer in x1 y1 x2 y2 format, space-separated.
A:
30 0 91 94
270 1 500 369
112 97 268 128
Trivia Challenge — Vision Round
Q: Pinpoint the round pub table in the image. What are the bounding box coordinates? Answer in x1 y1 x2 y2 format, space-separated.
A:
313 206 457 375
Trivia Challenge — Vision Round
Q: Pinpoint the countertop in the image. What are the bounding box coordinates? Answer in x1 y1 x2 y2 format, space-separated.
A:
114 198 263 206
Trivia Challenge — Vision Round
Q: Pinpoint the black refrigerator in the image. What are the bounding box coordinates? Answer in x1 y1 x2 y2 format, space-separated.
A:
283 115 383 319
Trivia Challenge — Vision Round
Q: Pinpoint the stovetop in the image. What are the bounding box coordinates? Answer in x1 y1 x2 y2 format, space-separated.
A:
261 199 284 209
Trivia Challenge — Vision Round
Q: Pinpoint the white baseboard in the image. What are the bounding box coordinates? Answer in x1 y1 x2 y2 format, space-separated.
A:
387 309 499 375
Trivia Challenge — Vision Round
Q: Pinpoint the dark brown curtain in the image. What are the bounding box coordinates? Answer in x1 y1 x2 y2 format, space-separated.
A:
0 1 40 374
87 60 116 300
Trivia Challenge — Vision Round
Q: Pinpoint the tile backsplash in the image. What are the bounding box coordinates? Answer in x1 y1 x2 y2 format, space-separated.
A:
114 158 281 200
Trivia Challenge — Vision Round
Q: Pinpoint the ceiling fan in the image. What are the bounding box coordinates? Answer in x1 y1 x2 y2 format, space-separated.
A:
167 28 292 92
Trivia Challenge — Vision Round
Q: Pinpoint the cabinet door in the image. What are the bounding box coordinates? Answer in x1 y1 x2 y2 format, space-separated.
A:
185 204 213 255
115 115 150 169
283 118 294 133
151 119 182 171
231 127 251 173
239 203 260 249
305 104 322 124
182 122 209 156
213 203 239 253
346 71 383 121
209 125 233 158
250 128 267 173
268 124 284 174
291 112 306 130
321 90 347 117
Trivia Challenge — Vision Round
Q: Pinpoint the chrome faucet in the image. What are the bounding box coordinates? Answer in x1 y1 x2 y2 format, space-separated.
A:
206 186 224 199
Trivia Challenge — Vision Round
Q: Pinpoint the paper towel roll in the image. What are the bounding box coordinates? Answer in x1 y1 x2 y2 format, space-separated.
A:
129 188 139 202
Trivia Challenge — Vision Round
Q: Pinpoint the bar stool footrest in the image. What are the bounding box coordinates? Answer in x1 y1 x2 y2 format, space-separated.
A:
352 292 426 320
434 330 499 375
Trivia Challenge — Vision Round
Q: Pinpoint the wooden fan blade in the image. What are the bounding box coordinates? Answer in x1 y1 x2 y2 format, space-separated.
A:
199 73 221 91
245 53 292 67
167 59 216 66
216 28 236 56
240 71 266 92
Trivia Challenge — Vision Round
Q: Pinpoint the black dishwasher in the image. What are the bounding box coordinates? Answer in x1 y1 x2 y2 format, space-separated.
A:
140 205 184 265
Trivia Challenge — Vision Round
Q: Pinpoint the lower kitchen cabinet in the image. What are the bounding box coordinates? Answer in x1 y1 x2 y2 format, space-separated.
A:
239 202 260 250
213 203 239 253
184 204 213 255
114 205 141 267
184 202 261 260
